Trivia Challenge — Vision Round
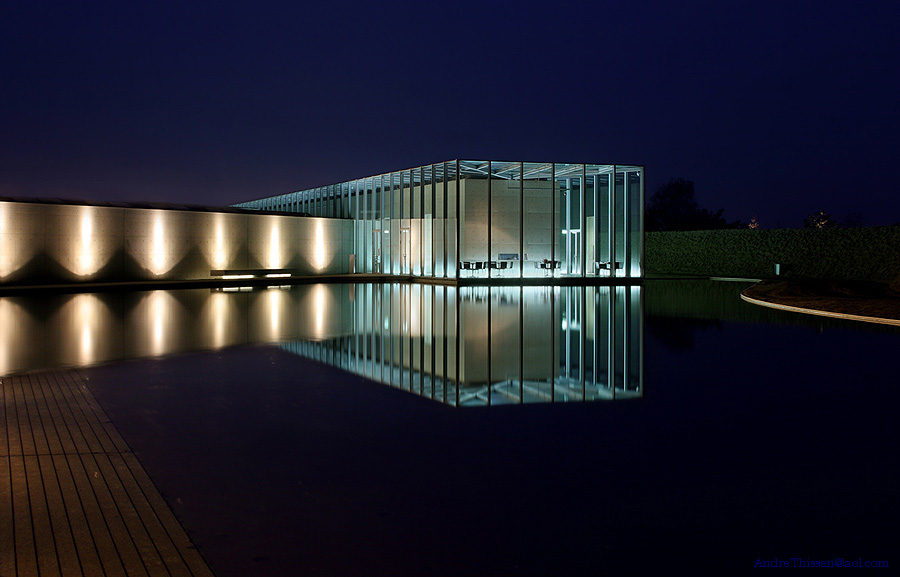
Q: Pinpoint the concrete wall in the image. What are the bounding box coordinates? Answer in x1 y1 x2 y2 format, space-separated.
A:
0 200 352 286
460 179 562 264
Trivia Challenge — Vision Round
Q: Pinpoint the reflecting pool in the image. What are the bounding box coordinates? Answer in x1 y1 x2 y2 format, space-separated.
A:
2 280 898 574
0 283 643 406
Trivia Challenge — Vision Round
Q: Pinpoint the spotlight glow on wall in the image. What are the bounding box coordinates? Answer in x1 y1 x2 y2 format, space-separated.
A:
214 216 227 269
269 223 281 269
315 221 326 270
0 203 8 277
151 213 166 275
77 208 94 276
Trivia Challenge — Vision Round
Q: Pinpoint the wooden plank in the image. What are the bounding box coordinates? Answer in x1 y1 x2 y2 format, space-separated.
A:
4 376 25 457
0 456 16 577
21 375 51 457
64 452 128 575
97 453 174 577
42 371 83 455
10 455 38 576
52 371 104 454
33 372 76 456
14 375 38 456
2 372 215 577
50 453 104 577
71 372 130 454
0 378 8 458
37 454 83 577
32 373 65 456
78 452 150 577
57 372 116 454
24 455 62 576
43 373 91 456
122 453 215 577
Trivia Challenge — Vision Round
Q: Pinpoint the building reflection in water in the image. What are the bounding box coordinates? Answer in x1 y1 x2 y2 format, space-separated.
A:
280 284 643 406
0 283 642 406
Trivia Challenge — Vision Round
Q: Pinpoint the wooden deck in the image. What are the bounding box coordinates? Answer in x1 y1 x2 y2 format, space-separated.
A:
1 370 214 577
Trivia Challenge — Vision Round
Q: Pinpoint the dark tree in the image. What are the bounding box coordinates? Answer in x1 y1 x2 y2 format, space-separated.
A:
645 178 740 231
804 210 839 229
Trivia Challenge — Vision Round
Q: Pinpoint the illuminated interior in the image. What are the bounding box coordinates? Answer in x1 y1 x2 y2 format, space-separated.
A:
233 160 645 279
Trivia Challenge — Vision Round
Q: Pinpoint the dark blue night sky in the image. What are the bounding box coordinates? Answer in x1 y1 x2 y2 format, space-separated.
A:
2 0 898 227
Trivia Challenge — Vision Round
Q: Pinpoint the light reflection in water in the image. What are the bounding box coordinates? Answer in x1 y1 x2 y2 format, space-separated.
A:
0 283 642 407
280 284 643 407
208 290 229 349
77 295 96 365
151 291 166 355
314 284 325 336
268 287 282 338
128 290 183 358
53 293 114 368
0 299 18 374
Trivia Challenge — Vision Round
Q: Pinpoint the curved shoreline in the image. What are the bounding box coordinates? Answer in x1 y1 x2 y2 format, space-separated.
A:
741 280 900 327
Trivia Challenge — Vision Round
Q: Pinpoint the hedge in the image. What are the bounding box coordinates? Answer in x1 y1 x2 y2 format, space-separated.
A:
645 226 900 281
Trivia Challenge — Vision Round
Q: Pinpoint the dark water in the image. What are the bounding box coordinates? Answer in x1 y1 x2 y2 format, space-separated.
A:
3 281 898 574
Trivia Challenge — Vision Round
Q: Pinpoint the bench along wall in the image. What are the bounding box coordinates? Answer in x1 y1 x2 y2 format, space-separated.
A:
0 200 352 286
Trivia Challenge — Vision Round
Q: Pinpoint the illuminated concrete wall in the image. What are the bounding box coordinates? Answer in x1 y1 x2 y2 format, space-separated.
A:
0 200 352 286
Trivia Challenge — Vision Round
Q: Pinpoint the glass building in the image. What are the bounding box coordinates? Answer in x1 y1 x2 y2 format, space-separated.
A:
233 160 644 279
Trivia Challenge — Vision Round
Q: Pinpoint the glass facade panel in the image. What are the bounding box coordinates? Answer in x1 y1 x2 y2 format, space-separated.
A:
230 159 642 280
522 163 553 278
433 163 446 278
423 165 434 277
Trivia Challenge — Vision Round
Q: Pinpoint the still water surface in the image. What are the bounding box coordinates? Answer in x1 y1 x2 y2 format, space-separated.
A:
1 283 644 406
2 280 898 574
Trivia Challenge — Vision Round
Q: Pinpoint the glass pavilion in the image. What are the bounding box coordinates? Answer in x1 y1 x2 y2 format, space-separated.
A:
233 160 644 279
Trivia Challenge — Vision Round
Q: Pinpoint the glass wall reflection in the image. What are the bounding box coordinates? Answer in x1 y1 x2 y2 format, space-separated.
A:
0 283 642 408
280 284 643 406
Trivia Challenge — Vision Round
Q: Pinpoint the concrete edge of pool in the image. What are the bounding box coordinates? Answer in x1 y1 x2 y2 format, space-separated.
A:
0 273 647 296
740 289 900 327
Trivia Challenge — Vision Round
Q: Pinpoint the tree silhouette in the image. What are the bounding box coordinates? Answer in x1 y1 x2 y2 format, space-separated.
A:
645 178 740 231
804 210 839 229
